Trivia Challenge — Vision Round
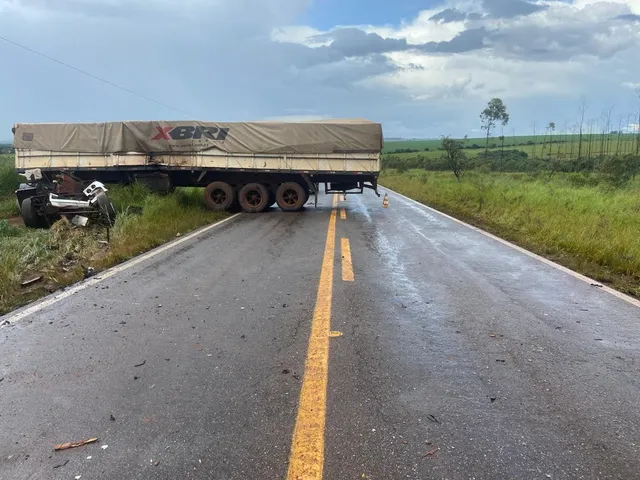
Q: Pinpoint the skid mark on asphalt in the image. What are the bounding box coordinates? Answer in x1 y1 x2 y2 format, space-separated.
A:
286 194 338 480
341 238 354 282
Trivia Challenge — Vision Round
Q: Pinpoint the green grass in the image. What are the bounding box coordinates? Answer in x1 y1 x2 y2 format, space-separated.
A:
380 170 640 298
384 134 638 157
0 185 228 315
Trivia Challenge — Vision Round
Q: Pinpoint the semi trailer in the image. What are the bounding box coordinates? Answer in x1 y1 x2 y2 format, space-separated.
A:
12 119 383 227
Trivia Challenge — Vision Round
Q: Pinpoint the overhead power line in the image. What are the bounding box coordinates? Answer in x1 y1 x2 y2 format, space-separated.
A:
0 34 193 118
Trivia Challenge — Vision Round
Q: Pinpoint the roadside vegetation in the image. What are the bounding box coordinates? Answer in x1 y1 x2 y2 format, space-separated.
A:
381 96 640 298
0 152 228 315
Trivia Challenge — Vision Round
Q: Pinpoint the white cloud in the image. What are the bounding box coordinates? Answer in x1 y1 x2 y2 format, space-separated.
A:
2 0 640 139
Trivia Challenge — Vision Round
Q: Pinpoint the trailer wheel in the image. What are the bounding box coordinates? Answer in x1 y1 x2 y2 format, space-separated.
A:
276 182 307 212
21 197 47 229
95 192 117 226
238 183 270 213
204 182 235 211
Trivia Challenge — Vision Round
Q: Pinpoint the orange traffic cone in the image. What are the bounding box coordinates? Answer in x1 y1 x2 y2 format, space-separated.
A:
382 193 389 208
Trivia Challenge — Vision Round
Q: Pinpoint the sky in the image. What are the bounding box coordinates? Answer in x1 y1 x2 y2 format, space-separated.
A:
1 0 640 141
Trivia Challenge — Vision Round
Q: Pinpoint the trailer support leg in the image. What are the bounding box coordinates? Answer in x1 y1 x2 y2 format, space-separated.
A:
301 175 319 208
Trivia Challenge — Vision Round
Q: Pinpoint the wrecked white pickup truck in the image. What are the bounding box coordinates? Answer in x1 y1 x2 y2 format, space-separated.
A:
15 169 117 229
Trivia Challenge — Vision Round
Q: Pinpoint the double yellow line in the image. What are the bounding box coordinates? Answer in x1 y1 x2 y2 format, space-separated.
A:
286 196 352 479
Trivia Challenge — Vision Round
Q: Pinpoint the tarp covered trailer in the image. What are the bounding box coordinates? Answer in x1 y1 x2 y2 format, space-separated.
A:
13 119 383 216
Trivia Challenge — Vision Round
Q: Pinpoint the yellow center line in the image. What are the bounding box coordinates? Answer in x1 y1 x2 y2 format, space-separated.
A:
286 194 338 480
340 208 346 220
341 238 354 282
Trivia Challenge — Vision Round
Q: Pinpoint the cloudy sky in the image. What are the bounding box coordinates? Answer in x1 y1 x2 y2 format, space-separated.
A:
1 0 639 140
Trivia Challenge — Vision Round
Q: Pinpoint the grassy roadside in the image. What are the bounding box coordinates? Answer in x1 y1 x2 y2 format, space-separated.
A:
380 170 640 298
0 185 229 315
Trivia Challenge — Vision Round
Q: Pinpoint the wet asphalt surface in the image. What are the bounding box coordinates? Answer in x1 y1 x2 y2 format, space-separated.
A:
1 190 639 480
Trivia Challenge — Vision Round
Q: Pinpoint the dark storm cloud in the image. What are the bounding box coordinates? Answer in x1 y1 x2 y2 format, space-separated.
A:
429 8 468 23
616 13 640 21
306 26 486 62
482 0 548 18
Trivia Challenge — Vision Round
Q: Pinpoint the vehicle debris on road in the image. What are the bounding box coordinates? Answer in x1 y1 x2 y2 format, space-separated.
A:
134 360 146 367
54 437 98 451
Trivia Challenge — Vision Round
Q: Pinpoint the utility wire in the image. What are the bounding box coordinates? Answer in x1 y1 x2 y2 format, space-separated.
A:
0 34 193 118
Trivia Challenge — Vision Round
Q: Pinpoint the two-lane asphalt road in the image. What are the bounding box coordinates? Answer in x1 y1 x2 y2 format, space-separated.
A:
1 189 639 480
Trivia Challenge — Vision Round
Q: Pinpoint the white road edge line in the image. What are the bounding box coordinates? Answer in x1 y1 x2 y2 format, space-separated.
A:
380 185 640 309
1 213 242 325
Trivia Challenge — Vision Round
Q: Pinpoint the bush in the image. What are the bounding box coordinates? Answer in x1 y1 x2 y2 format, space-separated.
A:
0 158 21 197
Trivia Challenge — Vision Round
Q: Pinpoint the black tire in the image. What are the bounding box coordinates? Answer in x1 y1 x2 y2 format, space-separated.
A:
238 183 270 213
276 182 307 212
21 197 47 229
204 182 235 211
95 192 117 226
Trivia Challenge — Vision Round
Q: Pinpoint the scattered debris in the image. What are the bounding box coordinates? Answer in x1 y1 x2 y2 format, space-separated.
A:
75 475 82 480
591 283 603 288
109 415 116 422
98 240 109 246
282 369 290 374
54 437 98 451
101 445 108 450
496 359 506 363
595 338 604 341
0 377 4 382
423 448 439 457
176 232 182 237
154 460 161 466
455 330 461 334
490 397 497 403
21 276 43 288
329 331 343 337
426 414 439 424
149 384 155 389
71 215 89 227
82 266 95 279
53 459 69 469
282 304 287 308
207 354 213 357
1 320 10 326
87 456 92 460
157 304 162 308
134 376 140 380
134 361 146 368
241 335 246 339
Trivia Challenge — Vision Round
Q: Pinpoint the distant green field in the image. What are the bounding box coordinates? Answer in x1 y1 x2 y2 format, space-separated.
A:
383 134 638 157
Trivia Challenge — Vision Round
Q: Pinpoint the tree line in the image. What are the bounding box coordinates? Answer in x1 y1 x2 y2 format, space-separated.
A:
384 93 640 186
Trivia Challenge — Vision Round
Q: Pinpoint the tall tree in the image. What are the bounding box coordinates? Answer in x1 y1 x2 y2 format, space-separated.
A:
547 122 556 159
636 89 640 155
480 98 510 157
578 97 588 160
532 121 537 159
616 115 624 156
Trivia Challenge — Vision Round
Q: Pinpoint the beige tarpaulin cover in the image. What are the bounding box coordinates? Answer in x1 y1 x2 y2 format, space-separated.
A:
12 119 383 155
